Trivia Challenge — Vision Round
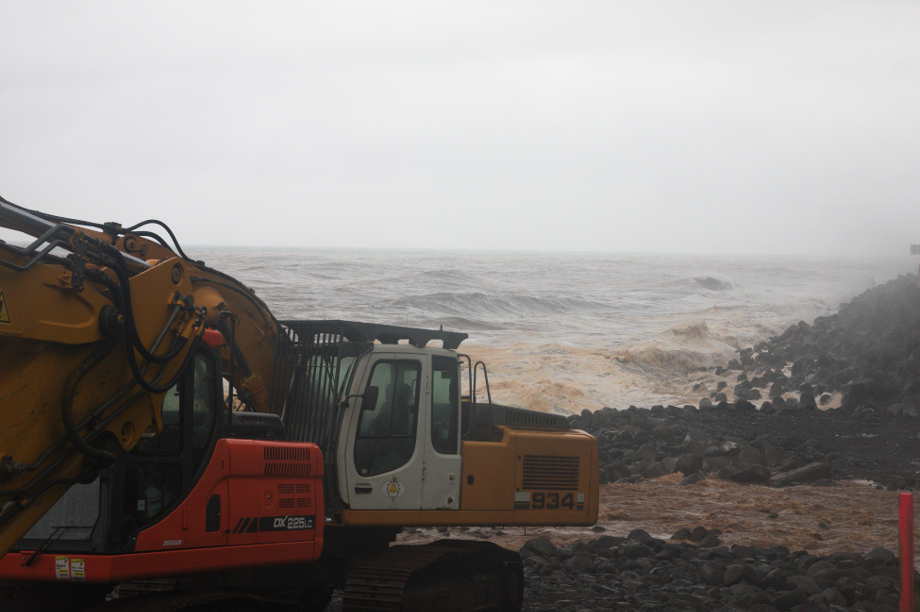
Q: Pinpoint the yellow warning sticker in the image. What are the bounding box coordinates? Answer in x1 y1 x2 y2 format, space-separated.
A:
70 558 86 580
55 556 70 580
0 291 8 324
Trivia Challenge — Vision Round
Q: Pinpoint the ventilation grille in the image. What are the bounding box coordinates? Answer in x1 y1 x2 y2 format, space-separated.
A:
264 446 310 461
278 483 308 495
265 462 312 477
522 455 580 491
279 497 309 509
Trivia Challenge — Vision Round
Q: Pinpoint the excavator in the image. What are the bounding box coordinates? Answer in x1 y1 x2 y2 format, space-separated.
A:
0 196 598 611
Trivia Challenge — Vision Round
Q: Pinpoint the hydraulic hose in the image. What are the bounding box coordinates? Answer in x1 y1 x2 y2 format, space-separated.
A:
61 341 119 463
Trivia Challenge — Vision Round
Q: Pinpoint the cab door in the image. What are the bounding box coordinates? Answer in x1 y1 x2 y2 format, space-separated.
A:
421 355 462 509
344 354 425 510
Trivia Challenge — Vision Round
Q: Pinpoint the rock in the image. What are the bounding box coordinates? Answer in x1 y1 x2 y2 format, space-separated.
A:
700 561 724 585
566 552 594 571
723 563 749 585
705 440 739 457
813 587 847 606
769 381 786 399
670 528 692 540
786 574 819 595
769 462 832 486
627 528 655 544
773 588 808 609
806 560 835 577
702 455 734 473
698 532 722 548
641 460 670 478
689 526 709 542
521 536 560 559
720 463 771 484
586 535 618 552
864 547 896 565
676 453 703 475
761 442 787 467
725 582 767 606
621 542 652 558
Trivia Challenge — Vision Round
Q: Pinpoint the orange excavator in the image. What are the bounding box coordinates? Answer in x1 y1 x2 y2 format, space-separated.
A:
0 196 598 611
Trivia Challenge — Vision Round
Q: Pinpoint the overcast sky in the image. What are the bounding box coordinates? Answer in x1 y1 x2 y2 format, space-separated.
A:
2 1 919 255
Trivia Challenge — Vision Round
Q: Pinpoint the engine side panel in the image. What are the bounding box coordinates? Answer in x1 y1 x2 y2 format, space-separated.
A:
136 438 324 552
339 426 598 526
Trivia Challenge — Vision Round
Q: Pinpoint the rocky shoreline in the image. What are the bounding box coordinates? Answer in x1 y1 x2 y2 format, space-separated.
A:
520 273 920 610
570 273 920 492
521 529 908 611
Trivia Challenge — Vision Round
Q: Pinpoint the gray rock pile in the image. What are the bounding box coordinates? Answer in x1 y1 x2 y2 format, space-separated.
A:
570 275 920 490
521 530 910 611
739 274 920 420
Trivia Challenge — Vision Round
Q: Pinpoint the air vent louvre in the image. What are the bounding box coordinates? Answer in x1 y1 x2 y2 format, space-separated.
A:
264 446 309 461
265 462 312 477
279 498 308 509
522 455 580 491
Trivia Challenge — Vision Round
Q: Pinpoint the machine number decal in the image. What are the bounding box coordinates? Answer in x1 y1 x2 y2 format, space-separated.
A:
232 515 314 534
0 291 9 324
518 492 584 511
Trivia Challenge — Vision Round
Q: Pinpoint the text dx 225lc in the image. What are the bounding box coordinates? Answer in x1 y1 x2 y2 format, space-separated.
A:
0 197 599 611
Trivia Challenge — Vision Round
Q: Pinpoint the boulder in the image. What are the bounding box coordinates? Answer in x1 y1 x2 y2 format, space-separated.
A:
720 463 771 484
521 536 561 559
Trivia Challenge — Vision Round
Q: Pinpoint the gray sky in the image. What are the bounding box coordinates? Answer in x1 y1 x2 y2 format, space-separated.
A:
2 1 919 255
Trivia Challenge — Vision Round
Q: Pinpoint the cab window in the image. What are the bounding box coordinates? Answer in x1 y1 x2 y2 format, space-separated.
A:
354 360 420 476
431 356 459 454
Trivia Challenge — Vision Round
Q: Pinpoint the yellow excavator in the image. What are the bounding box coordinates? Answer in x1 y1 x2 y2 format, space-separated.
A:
0 196 598 611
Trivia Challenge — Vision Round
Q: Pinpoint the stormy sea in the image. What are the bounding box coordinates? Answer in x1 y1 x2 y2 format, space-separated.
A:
195 247 913 415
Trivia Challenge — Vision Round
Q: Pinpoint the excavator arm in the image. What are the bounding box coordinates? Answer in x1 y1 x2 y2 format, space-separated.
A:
0 197 281 558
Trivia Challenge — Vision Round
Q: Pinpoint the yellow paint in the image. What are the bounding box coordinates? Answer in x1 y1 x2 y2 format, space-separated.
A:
341 426 599 527
0 227 281 559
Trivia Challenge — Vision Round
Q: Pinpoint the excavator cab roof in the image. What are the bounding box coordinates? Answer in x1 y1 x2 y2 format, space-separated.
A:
280 319 468 350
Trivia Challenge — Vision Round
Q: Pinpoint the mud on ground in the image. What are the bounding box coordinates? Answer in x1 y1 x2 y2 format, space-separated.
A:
398 477 911 558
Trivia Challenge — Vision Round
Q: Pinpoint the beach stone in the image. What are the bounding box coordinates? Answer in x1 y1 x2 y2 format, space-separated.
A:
676 453 703 475
521 537 560 559
864 547 896 565
786 575 819 595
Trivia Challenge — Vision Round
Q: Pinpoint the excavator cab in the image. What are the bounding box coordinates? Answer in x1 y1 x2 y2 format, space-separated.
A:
274 320 598 527
17 348 224 555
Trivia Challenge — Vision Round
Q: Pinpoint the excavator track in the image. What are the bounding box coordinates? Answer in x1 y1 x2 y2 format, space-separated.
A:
343 540 523 612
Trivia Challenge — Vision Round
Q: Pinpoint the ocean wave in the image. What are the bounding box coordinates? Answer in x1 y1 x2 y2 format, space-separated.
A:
389 291 610 317
694 276 733 291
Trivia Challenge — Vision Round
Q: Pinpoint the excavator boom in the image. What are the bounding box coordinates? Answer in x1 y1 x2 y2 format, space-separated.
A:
0 198 280 558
